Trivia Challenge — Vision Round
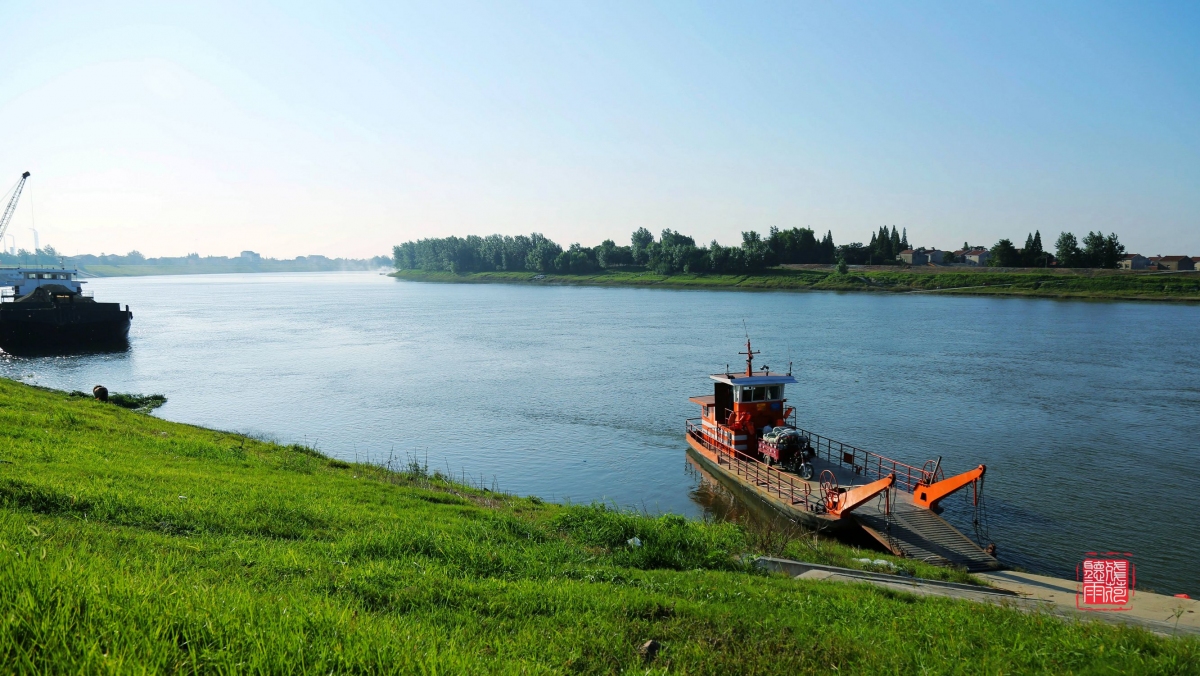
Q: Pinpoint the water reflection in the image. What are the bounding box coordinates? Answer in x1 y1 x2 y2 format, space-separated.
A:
0 339 129 358
685 454 885 554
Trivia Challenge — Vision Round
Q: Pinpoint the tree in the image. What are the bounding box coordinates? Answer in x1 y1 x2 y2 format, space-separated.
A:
900 228 910 251
1026 231 1050 267
942 251 957 264
1101 233 1125 269
630 228 654 265
596 240 632 268
1020 231 1045 267
1080 231 1125 268
989 239 1021 267
820 231 836 264
766 226 820 264
526 233 562 272
889 226 901 259
836 257 849 274
1055 232 1082 268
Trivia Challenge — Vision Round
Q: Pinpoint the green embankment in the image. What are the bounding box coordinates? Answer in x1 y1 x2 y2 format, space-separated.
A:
1 380 1196 673
391 267 1200 302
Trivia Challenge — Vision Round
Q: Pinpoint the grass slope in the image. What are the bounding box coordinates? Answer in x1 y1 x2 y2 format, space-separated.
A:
391 268 1200 302
0 380 1196 674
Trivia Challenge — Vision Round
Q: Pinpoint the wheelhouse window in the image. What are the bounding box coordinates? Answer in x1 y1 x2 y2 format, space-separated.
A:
735 384 785 402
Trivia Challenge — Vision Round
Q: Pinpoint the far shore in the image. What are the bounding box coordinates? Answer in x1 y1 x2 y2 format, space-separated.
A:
389 266 1200 303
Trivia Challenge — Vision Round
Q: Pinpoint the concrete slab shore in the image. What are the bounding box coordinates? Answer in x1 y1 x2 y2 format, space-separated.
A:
756 557 1199 637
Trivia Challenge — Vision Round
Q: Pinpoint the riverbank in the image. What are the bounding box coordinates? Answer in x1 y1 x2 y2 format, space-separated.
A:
390 267 1200 302
1 379 1195 672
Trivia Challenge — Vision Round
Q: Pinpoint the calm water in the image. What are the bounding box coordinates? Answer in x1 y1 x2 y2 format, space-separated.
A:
3 272 1198 594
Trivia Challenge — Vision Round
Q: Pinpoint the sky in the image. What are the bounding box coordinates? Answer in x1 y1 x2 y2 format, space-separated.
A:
0 1 1197 259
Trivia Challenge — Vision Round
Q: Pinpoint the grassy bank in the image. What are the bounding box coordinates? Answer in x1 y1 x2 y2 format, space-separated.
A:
1 380 1196 673
390 267 1200 302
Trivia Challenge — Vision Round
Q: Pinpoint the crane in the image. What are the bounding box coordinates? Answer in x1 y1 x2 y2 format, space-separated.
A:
0 171 31 247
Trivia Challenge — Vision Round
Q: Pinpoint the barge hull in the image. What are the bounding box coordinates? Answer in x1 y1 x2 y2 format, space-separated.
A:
0 305 131 350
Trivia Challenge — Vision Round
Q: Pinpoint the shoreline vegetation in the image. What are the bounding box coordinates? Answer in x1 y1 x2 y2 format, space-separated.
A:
0 247 391 277
2 378 1196 671
391 266 1200 302
390 227 1200 302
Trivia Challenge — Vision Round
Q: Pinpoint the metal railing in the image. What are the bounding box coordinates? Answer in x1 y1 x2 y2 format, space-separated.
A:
793 427 928 493
686 419 821 513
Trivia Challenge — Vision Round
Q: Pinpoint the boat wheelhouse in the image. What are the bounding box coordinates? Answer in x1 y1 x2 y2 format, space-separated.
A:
0 266 88 299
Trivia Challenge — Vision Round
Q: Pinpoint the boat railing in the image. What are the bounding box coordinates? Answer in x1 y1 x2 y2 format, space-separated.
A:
0 288 93 302
686 419 821 513
793 427 927 493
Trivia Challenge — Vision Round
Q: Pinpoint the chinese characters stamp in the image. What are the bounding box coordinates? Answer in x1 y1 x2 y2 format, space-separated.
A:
1077 552 1134 611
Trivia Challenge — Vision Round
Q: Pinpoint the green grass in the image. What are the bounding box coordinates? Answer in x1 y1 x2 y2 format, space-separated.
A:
391 267 1200 302
0 379 1196 673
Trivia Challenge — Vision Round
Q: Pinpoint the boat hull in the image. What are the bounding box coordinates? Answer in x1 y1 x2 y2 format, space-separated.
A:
685 432 850 533
0 302 131 351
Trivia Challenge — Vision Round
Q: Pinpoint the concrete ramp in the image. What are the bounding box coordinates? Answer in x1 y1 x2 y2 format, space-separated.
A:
854 502 1001 572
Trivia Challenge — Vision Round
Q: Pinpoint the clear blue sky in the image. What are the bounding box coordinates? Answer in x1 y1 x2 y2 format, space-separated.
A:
0 1 1196 258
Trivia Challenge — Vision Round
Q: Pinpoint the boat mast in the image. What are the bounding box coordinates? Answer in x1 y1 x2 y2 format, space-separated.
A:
0 172 30 247
739 338 759 377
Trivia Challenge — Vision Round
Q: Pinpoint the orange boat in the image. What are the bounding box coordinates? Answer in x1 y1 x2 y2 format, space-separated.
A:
685 339 1002 570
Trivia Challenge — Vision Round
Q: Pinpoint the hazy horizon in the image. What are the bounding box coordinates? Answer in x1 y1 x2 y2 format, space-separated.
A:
1 1 1197 259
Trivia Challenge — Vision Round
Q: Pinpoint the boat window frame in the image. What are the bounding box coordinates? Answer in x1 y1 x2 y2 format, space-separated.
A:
734 384 786 403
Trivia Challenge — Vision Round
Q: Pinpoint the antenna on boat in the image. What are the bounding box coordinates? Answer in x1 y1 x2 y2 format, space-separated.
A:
738 333 759 377
787 344 793 376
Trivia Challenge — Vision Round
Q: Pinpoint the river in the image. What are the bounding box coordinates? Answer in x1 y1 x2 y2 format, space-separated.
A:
3 271 1197 594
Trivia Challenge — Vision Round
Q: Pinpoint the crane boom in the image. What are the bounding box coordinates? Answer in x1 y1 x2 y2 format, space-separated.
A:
0 172 31 244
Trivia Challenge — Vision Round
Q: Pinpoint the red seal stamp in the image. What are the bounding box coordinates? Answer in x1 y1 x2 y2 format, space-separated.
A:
1077 552 1134 611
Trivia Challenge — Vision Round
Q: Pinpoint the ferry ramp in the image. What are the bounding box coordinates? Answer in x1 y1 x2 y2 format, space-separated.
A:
853 500 1000 572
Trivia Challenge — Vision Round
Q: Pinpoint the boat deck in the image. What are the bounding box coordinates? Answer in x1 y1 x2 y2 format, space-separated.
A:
686 431 1000 571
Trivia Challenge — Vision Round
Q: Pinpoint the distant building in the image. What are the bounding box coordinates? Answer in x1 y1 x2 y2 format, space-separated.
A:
1118 254 1150 270
240 250 261 261
900 247 945 265
1156 255 1194 271
958 248 990 266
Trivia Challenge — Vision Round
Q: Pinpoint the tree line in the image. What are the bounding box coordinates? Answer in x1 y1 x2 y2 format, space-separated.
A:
393 226 1134 275
0 246 391 270
393 227 838 275
985 230 1125 268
